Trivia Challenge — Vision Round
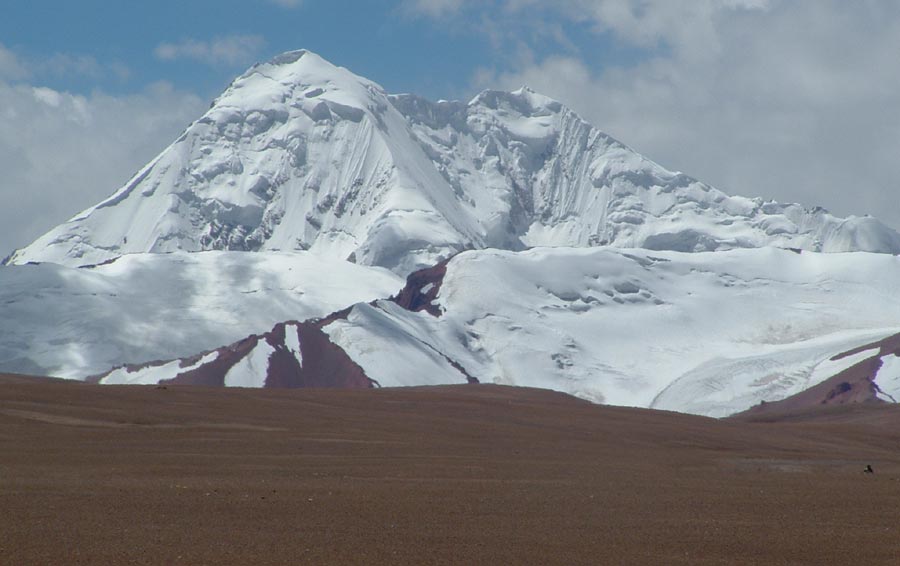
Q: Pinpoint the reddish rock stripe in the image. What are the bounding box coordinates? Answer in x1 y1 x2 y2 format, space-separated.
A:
262 321 376 389
153 320 376 389
734 333 900 420
163 335 263 387
389 257 476 381
390 258 450 317
829 332 900 361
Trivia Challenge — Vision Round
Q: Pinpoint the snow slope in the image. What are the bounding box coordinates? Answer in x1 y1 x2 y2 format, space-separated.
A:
875 354 900 402
87 246 900 416
9 50 900 273
323 247 900 416
0 251 401 378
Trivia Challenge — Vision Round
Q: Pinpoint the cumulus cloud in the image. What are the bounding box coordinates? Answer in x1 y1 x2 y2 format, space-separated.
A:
154 35 266 67
542 0 768 50
436 1 900 229
0 81 205 258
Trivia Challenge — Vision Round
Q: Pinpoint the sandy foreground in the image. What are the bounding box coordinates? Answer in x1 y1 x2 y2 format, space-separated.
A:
2 374 900 565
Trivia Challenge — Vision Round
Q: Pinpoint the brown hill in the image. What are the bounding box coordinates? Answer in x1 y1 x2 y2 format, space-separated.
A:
2 373 900 565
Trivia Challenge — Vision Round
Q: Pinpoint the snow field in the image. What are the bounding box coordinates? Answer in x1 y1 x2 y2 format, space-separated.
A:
326 247 900 416
0 251 401 379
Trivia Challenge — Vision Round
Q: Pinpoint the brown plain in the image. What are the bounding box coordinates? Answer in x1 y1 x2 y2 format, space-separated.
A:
2 374 900 565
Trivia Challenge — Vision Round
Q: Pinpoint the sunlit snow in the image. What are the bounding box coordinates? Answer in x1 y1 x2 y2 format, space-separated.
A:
0 250 401 378
874 354 900 402
326 247 900 416
10 50 900 274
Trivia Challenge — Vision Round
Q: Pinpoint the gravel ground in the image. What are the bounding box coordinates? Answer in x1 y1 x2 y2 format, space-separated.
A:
2 375 900 565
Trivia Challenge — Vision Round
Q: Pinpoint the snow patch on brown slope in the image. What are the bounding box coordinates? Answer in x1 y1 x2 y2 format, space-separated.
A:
734 332 900 419
90 261 460 388
91 317 375 389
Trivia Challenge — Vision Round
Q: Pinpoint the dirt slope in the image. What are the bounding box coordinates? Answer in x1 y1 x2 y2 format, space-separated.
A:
2 374 900 565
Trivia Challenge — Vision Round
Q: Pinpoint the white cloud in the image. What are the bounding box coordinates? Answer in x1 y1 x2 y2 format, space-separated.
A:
560 0 769 49
37 53 106 79
0 43 131 83
267 0 304 7
0 81 206 259
462 0 900 230
409 0 769 49
0 44 28 80
402 0 467 18
154 35 266 67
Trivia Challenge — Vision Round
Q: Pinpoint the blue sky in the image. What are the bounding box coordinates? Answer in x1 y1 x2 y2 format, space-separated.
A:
0 0 645 101
2 1 900 256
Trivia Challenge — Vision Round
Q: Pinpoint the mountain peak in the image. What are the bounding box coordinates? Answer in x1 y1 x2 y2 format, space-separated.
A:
241 49 344 81
268 48 311 65
214 48 385 116
9 49 900 270
468 86 564 116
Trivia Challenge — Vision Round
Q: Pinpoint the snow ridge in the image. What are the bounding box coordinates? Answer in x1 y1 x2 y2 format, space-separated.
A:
9 50 900 273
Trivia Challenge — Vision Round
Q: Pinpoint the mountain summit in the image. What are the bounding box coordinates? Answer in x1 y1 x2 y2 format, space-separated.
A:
9 49 900 272
5 50 900 417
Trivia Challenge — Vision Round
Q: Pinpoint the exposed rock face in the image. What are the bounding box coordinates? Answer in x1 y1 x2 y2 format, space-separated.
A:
93 318 376 389
390 258 449 317
9 50 900 273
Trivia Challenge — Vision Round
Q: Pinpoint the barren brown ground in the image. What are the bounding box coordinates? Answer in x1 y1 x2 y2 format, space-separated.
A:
2 374 900 565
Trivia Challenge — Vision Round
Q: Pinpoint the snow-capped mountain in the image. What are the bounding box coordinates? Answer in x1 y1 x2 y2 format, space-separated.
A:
90 246 900 417
8 50 900 273
6 49 900 417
